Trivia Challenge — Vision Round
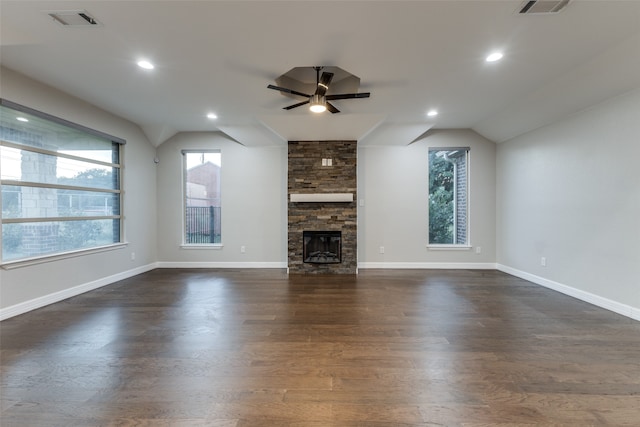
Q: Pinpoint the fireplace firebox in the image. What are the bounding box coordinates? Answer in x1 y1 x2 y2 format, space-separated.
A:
303 231 342 264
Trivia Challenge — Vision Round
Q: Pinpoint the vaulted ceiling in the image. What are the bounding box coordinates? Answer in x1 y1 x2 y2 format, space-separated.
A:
1 1 639 147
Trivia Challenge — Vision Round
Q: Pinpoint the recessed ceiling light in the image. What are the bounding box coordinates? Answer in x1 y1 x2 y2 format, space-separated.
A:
206 113 218 120
137 60 155 70
486 52 504 62
427 110 438 117
16 117 29 122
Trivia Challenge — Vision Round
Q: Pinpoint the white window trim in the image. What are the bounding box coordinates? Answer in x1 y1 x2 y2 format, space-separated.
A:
428 146 471 247
180 244 223 250
0 98 125 264
181 149 222 246
426 244 472 251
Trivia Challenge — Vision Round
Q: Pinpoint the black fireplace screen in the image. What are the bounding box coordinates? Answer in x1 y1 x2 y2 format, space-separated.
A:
303 231 342 264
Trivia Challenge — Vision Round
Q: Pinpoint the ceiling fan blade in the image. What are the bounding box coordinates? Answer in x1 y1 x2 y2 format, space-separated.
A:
326 102 340 114
326 92 371 100
315 72 334 97
267 84 311 98
283 100 310 110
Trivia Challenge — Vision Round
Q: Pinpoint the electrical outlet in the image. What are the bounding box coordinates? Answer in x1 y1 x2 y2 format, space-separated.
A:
240 246 246 254
130 252 135 261
476 246 482 254
541 257 546 267
379 246 385 254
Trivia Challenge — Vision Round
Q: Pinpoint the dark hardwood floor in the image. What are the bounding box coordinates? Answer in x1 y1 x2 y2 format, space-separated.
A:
1 268 639 426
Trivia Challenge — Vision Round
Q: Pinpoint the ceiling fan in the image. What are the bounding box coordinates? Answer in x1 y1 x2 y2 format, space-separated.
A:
267 66 370 113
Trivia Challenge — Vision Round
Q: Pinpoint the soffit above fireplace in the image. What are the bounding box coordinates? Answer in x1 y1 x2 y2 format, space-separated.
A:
258 114 385 142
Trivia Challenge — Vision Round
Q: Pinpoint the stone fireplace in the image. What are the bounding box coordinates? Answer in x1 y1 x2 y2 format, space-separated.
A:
288 141 357 274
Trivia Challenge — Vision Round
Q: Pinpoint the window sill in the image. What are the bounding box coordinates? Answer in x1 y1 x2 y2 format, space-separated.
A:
180 244 224 250
1 243 128 270
426 244 472 251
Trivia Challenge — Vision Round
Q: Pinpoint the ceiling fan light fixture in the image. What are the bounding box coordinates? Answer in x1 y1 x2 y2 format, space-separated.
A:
309 94 327 113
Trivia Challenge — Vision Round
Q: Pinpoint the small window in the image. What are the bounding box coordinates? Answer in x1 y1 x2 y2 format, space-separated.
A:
428 147 469 245
0 99 124 263
183 150 221 245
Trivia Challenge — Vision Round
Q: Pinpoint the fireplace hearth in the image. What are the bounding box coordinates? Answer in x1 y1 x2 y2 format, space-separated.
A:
303 231 341 264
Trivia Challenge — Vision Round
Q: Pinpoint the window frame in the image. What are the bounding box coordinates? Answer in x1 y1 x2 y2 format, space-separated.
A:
181 149 222 248
427 146 471 249
0 99 126 267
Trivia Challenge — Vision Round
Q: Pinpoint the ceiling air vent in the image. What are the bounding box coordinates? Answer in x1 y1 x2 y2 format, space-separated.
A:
46 10 101 26
519 0 571 14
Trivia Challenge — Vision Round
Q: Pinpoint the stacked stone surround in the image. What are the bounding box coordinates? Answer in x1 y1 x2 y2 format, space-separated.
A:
288 141 357 274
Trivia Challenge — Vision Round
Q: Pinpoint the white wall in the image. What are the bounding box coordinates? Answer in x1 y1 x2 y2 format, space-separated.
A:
0 67 158 315
496 89 640 316
155 132 287 266
358 129 496 268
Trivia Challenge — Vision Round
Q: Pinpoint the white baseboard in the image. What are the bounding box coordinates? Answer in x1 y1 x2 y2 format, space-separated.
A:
496 264 640 322
0 263 158 321
358 262 498 270
156 261 288 269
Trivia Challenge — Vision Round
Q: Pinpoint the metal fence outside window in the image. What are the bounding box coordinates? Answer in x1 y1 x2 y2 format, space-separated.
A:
185 206 221 244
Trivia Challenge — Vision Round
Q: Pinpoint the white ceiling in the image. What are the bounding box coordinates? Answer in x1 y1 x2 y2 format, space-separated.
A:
1 1 639 147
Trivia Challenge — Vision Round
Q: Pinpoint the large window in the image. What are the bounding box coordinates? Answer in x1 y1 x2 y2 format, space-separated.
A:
428 147 469 245
183 150 221 245
1 99 124 263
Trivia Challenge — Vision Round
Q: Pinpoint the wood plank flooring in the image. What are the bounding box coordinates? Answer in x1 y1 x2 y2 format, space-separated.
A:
1 268 640 426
